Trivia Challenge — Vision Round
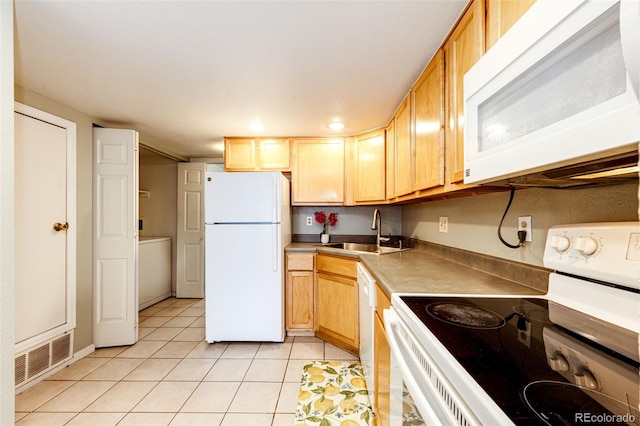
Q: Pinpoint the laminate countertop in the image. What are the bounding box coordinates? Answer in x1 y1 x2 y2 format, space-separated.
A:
285 243 547 297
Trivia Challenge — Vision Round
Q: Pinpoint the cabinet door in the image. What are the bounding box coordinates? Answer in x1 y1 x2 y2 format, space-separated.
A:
292 138 345 205
316 272 358 353
385 121 396 200
485 0 535 50
286 270 314 330
225 138 256 170
15 106 76 350
259 138 290 170
374 312 390 426
411 49 445 191
445 0 485 185
354 130 386 203
394 98 412 197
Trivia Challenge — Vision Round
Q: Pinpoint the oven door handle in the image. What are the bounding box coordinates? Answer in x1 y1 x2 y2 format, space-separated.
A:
384 307 480 426
384 308 467 426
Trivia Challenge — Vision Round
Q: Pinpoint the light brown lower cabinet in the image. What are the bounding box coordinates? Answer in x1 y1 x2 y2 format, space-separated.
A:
285 253 315 331
315 254 359 354
374 283 392 425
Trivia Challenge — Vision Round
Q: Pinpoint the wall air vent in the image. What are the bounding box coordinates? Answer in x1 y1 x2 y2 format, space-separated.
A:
15 332 73 390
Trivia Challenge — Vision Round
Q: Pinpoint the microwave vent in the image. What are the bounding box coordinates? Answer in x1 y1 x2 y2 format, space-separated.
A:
505 151 638 188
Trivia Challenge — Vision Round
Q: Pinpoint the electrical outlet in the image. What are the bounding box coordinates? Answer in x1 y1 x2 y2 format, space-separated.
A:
306 216 312 226
518 216 533 242
439 216 448 233
518 319 532 348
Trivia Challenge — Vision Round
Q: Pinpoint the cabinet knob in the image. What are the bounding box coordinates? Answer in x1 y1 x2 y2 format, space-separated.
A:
53 222 69 232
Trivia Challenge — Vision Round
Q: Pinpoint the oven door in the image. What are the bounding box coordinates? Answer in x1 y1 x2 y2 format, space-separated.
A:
384 307 479 426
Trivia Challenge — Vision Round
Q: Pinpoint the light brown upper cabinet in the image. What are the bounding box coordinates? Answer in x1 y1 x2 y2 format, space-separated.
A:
224 138 256 170
385 121 396 200
485 0 535 50
224 138 290 171
291 138 345 205
258 138 290 170
444 0 485 187
411 49 445 192
394 97 412 197
354 129 386 204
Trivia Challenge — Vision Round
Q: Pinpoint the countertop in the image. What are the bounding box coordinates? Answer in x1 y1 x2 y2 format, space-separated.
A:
285 242 546 297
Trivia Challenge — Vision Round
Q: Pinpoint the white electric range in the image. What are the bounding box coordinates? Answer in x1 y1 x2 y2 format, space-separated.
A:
385 222 640 425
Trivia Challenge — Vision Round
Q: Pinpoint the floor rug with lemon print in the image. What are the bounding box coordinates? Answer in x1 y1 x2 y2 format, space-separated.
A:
294 361 376 426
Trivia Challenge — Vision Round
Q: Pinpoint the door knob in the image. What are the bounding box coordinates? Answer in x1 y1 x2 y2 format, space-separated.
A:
53 222 69 232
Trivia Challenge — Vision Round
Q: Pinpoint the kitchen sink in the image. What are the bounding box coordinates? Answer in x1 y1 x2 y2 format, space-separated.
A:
316 242 408 255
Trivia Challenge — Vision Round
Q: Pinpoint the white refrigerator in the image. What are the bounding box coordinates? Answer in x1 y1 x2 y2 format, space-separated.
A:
204 172 291 342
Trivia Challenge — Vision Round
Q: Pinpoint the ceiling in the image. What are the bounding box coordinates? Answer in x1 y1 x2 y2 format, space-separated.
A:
14 0 468 159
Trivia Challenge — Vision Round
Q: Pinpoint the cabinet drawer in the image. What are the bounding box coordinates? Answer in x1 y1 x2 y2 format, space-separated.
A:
316 254 357 279
287 253 314 271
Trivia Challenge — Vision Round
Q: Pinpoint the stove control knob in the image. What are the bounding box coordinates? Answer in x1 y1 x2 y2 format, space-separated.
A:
575 368 599 390
548 352 570 372
575 237 599 256
549 235 571 252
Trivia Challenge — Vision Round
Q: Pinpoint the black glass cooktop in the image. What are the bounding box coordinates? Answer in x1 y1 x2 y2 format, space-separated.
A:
399 295 640 425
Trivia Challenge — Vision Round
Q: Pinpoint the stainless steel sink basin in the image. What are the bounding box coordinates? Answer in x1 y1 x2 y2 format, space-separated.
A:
316 242 408 255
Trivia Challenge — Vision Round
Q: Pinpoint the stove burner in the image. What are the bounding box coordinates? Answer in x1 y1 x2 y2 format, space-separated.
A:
523 381 639 426
426 302 506 329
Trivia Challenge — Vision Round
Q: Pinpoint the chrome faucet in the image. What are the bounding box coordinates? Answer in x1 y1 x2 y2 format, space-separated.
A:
371 209 390 247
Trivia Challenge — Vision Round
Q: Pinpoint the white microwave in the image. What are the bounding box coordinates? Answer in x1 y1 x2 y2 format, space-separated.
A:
464 0 640 185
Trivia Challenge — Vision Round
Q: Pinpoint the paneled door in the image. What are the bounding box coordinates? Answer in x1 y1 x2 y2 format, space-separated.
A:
93 128 139 347
176 162 205 298
14 103 76 353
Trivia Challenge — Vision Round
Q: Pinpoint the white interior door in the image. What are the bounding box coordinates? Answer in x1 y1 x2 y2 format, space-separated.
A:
93 128 138 347
14 103 76 353
176 162 205 298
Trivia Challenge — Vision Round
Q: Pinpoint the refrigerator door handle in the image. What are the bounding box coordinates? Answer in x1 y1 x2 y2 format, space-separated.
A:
272 224 279 272
272 174 279 223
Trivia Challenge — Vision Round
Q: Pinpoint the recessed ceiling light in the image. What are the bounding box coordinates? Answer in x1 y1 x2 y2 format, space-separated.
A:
328 121 344 131
250 122 265 132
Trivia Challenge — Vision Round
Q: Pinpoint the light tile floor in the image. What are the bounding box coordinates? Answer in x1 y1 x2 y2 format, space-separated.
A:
15 297 358 426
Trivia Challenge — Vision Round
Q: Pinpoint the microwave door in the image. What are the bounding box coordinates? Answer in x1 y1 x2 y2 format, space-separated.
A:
620 0 640 99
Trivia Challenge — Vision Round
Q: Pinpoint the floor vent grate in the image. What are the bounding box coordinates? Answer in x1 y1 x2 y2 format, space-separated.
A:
15 331 74 389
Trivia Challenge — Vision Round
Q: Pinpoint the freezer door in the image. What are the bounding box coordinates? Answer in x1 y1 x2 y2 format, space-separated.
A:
205 223 284 342
205 172 281 223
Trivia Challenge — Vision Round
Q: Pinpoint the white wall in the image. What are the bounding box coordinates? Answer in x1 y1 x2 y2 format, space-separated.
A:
402 182 639 267
1 0 15 420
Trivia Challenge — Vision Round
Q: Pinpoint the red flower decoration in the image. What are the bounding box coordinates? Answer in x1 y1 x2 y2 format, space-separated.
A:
314 211 338 234
314 211 327 225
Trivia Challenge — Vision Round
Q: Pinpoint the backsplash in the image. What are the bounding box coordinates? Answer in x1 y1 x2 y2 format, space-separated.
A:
408 238 550 293
291 205 402 237
402 182 638 268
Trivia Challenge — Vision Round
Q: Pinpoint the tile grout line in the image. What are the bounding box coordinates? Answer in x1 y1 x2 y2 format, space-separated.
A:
15 297 358 425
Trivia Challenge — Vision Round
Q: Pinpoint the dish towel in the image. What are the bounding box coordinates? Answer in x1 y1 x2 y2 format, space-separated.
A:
294 361 376 426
